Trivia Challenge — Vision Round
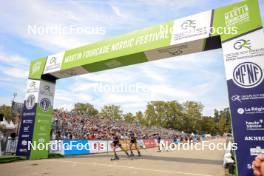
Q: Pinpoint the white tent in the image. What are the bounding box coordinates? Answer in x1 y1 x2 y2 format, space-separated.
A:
0 118 16 130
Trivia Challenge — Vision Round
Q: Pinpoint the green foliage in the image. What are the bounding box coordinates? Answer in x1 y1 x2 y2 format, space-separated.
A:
143 100 231 135
123 112 135 123
0 105 13 121
135 111 144 124
100 104 123 120
0 156 25 163
73 103 98 116
48 153 64 158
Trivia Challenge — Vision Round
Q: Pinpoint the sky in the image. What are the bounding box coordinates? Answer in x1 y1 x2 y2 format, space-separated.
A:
0 0 264 116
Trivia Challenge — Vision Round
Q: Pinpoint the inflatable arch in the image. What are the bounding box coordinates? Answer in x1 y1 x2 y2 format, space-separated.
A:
17 0 264 175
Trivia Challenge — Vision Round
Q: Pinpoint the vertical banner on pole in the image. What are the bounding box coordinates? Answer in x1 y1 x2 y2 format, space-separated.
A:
222 29 264 176
16 80 40 159
214 0 264 175
16 79 55 159
30 80 55 159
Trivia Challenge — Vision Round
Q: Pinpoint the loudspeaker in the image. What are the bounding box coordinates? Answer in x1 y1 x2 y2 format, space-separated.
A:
0 114 3 121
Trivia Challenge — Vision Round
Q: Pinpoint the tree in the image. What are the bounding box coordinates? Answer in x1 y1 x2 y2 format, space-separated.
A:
74 103 98 116
213 109 220 131
183 101 204 133
124 112 135 123
200 116 217 135
135 111 145 125
145 102 158 127
0 105 13 121
144 101 184 129
100 105 123 120
183 101 204 118
218 108 232 135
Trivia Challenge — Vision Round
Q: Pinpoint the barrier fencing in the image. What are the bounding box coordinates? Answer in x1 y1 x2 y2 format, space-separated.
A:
6 138 171 156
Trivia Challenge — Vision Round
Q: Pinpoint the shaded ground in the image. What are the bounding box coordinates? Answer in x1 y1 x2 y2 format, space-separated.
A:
0 141 225 176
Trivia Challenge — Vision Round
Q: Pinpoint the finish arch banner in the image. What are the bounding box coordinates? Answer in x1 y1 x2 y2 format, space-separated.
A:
16 0 264 175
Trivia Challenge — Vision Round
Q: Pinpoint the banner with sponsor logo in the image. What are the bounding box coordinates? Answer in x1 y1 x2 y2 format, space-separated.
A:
89 140 108 153
16 79 56 160
213 0 262 42
170 10 212 45
222 27 264 176
48 139 168 155
30 80 55 159
63 140 91 155
16 80 40 159
23 1 264 175
143 140 156 148
137 139 145 149
49 140 64 155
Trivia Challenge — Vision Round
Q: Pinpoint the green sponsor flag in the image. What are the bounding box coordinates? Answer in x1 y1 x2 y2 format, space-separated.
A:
213 0 262 41
61 22 173 71
29 58 46 79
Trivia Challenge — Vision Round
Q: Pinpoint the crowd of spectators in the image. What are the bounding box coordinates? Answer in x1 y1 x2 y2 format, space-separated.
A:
51 110 180 140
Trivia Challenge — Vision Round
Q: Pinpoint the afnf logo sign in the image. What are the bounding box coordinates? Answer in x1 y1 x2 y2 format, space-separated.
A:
233 39 251 50
39 98 51 112
233 62 263 88
25 95 35 110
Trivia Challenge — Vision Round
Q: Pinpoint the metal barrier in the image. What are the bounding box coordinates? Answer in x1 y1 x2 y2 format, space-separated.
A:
5 137 18 154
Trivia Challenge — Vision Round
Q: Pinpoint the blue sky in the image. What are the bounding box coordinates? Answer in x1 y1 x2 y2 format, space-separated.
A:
0 0 264 116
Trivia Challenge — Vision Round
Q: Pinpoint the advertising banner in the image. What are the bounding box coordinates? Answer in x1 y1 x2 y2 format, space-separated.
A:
213 0 262 41
222 28 264 175
137 139 145 149
89 140 108 153
143 140 156 148
16 107 36 159
16 79 40 159
30 80 55 159
23 2 264 175
49 140 64 155
49 139 167 156
63 140 91 155
170 10 212 45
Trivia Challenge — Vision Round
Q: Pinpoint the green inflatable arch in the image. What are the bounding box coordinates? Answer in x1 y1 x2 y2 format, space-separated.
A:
17 0 264 175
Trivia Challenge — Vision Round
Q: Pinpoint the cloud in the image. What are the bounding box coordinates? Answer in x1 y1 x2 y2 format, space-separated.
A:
52 48 228 116
1 0 240 116
0 0 145 52
1 67 28 78
0 53 29 67
0 51 29 79
0 51 28 104
139 66 168 82
0 96 13 106
110 4 123 17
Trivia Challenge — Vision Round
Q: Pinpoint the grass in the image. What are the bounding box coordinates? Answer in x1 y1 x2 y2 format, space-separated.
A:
0 155 25 163
48 153 64 158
